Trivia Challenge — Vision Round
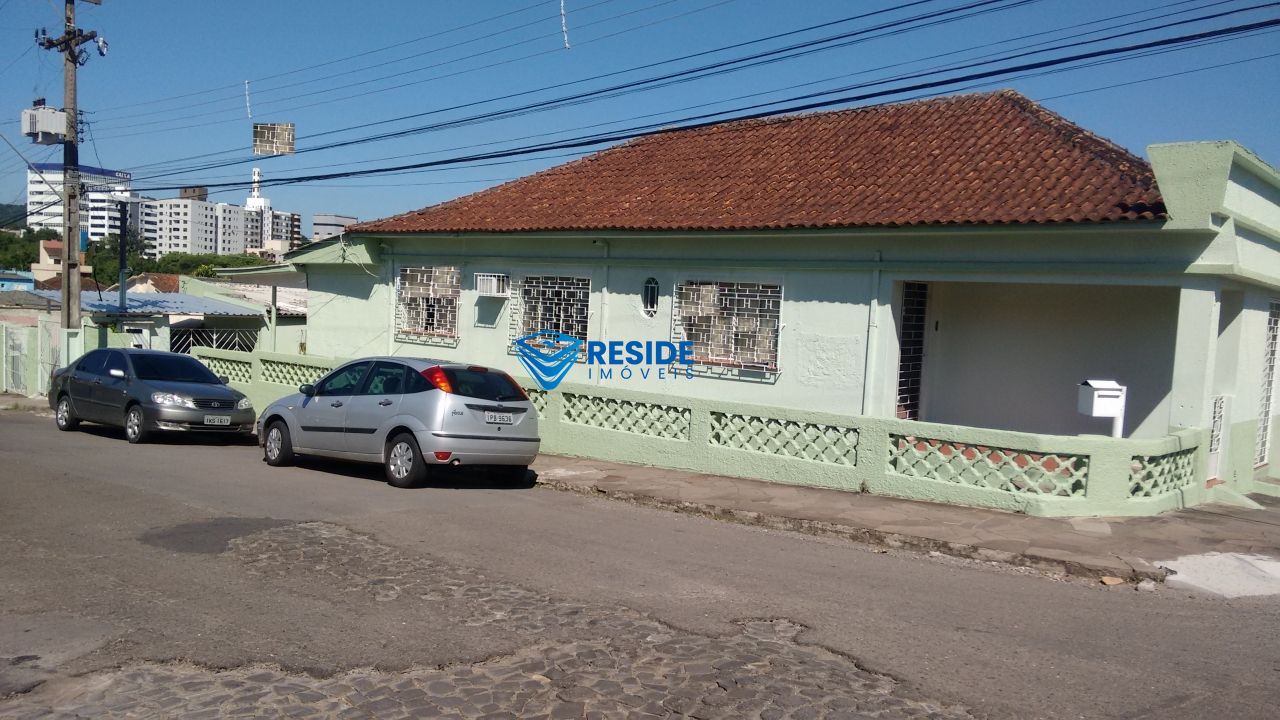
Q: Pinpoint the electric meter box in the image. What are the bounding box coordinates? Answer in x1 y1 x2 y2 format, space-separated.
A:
1078 379 1126 418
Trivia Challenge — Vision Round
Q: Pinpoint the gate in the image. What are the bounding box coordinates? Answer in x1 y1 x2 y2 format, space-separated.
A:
169 327 258 354
5 325 29 394
37 318 62 396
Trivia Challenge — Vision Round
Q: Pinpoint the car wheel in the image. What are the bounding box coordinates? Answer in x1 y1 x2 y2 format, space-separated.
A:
55 395 80 431
124 404 149 444
264 420 295 466
385 432 426 489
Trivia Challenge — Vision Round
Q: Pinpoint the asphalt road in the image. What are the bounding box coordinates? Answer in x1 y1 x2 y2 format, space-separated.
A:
1 411 1277 718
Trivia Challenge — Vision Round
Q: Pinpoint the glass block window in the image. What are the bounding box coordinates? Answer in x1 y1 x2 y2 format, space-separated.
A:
642 278 659 318
896 282 929 421
395 266 460 338
673 281 781 371
514 275 591 340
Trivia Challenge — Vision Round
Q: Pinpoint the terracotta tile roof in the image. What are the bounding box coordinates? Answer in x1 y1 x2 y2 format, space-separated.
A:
137 272 181 293
35 274 104 292
355 91 1164 235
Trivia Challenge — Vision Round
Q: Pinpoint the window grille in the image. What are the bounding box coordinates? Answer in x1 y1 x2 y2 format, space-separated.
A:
642 278 659 318
672 281 781 371
395 266 460 339
475 272 510 298
1256 301 1280 466
896 282 929 421
513 275 590 340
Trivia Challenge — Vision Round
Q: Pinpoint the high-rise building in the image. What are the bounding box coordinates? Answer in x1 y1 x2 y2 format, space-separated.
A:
312 213 357 241
148 198 218 256
244 167 302 260
26 163 132 242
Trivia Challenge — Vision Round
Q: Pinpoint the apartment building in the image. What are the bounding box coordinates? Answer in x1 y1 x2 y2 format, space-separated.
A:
25 163 133 243
312 213 357 241
149 198 218 256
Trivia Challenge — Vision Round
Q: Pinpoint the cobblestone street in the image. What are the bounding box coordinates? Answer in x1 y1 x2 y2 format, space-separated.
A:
5 523 968 719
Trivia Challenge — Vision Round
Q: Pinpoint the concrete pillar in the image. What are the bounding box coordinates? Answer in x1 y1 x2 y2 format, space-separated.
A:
861 271 899 418
1168 283 1220 431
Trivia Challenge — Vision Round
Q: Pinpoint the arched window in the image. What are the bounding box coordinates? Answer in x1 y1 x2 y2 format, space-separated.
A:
642 278 659 318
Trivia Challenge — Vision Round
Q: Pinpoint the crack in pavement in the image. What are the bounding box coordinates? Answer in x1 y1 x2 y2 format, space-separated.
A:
3 522 972 719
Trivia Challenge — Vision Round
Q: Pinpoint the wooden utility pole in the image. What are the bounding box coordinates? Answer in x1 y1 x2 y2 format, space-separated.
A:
38 0 100 329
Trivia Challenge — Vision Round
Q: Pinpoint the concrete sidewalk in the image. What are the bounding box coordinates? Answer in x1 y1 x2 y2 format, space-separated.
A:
530 454 1280 585
0 394 49 413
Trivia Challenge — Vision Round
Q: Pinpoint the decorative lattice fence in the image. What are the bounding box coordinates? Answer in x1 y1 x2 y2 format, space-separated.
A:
1130 448 1197 498
261 358 331 387
888 434 1089 497
710 412 859 466
562 393 691 440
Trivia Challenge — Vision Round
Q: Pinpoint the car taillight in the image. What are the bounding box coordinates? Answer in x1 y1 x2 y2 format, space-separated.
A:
503 372 530 400
422 366 453 393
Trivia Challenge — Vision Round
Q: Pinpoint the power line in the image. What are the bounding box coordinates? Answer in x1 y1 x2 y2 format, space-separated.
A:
92 0 739 137
0 43 34 77
124 17 1280 196
125 0 1039 180
89 0 633 126
132 0 1272 187
157 3 1260 187
1037 49 1280 100
120 0 969 171
86 0 560 113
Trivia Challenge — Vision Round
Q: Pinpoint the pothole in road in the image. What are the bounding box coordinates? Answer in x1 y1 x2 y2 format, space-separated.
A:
137 517 295 555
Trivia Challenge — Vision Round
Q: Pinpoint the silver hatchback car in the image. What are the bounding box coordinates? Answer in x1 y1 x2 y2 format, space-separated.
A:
257 357 539 487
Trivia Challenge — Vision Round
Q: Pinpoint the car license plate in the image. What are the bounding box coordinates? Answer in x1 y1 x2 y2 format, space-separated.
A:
485 411 514 425
204 415 231 426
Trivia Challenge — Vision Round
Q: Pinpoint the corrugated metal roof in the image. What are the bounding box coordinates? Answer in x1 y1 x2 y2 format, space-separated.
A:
26 290 263 317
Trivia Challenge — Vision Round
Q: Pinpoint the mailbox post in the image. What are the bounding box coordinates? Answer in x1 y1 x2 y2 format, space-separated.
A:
1078 379 1127 438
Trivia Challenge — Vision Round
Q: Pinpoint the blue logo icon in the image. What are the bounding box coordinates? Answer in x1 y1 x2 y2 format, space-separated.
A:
513 330 583 391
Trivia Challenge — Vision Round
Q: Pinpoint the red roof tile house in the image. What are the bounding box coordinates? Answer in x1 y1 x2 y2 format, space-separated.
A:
229 90 1280 516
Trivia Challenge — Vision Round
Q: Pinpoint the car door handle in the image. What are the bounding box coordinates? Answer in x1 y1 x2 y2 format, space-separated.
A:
330 401 343 407
378 399 393 406
92 378 102 385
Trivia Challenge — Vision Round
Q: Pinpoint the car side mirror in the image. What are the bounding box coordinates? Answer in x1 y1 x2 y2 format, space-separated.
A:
299 383 316 396
218 375 230 384
108 368 126 379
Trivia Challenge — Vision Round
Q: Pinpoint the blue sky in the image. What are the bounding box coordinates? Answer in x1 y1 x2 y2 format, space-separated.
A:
1 0 1277 234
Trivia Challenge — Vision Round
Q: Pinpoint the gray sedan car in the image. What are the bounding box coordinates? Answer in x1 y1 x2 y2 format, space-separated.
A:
49 348 255 443
257 357 539 488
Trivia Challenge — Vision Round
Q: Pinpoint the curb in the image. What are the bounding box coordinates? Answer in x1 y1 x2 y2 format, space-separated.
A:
536 479 1169 584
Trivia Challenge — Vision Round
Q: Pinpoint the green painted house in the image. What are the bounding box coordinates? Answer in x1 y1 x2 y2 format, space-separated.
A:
203 90 1280 517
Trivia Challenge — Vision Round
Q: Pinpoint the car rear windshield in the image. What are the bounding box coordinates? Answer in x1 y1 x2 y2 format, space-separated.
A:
131 354 222 384
444 368 526 402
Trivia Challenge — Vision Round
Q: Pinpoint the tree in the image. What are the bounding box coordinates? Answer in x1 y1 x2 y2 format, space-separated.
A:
154 253 270 275
0 227 60 271
192 264 217 278
86 229 155 286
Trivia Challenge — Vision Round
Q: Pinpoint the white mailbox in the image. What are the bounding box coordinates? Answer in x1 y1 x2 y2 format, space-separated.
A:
1078 379 1127 437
